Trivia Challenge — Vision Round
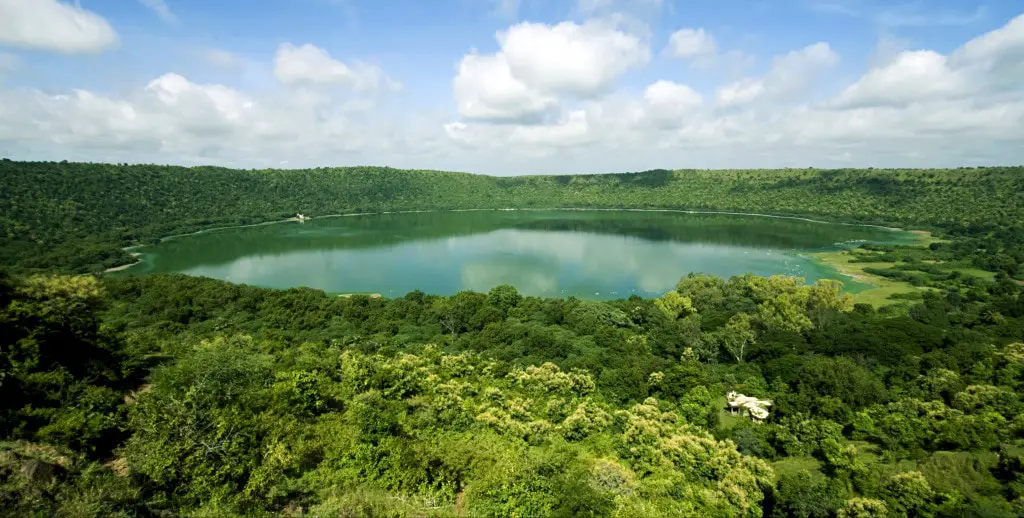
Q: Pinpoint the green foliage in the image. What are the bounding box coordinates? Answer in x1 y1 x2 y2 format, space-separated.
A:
487 284 523 315
881 471 935 517
0 441 140 517
654 291 695 320
0 262 1021 515
772 471 845 518
59 266 1024 514
0 275 133 454
4 161 1024 275
2 162 1024 515
715 312 756 363
122 337 274 510
837 498 888 518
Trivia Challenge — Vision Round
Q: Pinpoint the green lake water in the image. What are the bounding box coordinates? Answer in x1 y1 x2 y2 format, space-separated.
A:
119 210 915 299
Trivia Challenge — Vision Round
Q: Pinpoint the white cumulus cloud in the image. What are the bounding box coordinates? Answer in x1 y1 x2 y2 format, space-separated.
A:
716 79 766 107
950 12 1024 92
453 53 558 122
510 110 593 147
833 51 972 108
146 73 254 124
498 20 650 96
642 80 704 127
451 19 649 124
445 109 595 152
663 27 754 74
0 68 427 167
274 43 399 92
274 43 353 85
644 80 703 110
0 0 117 54
953 13 1024 64
835 13 1024 109
717 42 838 106
0 12 1023 174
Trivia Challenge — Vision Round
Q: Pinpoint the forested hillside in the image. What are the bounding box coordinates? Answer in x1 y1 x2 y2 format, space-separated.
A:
2 160 1022 273
2 268 1023 516
2 159 1024 516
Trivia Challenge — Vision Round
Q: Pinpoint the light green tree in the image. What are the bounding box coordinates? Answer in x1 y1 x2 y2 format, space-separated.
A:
654 291 696 320
838 498 888 518
487 284 522 314
806 279 854 328
757 291 814 333
716 313 756 364
882 471 934 517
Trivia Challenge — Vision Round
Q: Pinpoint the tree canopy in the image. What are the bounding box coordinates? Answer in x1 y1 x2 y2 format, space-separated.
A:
1 161 1023 516
2 161 1022 275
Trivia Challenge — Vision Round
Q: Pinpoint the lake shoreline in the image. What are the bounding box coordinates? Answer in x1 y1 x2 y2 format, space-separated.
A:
113 209 928 296
805 227 944 308
137 207 925 249
809 248 948 308
120 209 918 300
324 207 924 236
104 253 143 273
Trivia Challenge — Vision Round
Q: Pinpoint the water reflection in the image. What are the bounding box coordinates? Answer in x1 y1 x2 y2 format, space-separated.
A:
121 210 911 299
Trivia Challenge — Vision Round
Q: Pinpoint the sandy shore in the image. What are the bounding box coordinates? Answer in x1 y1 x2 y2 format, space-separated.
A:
104 253 142 273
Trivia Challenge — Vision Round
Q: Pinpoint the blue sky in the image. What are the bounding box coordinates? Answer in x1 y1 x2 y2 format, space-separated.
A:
0 0 1021 174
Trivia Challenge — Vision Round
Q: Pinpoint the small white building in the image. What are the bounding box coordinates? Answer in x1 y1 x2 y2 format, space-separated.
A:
726 391 772 423
296 213 308 222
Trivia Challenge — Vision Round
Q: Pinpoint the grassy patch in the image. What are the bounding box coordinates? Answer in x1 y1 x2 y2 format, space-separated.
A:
812 250 922 308
947 267 997 280
849 440 882 466
908 230 945 246
773 456 824 478
813 244 990 308
913 451 1004 499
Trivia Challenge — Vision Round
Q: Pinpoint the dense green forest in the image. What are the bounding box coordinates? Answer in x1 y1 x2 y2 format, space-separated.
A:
2 161 1022 274
2 160 1024 516
3 270 1023 516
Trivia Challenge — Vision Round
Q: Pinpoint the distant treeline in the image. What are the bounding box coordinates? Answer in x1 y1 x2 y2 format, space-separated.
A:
2 160 1022 273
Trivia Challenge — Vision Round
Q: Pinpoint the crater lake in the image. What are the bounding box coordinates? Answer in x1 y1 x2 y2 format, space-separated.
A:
115 210 915 299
